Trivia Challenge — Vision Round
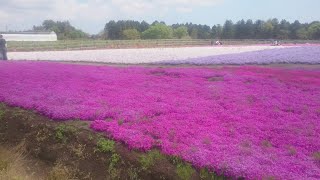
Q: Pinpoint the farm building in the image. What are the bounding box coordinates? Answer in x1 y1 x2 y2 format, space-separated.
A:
0 31 57 41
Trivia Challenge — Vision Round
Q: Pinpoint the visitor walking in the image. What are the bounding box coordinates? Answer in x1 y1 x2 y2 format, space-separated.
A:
0 34 8 60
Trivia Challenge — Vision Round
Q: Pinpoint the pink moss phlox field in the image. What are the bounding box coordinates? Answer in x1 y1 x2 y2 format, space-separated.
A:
1 61 320 179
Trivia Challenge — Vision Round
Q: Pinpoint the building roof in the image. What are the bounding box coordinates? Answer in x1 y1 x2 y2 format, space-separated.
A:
0 31 56 35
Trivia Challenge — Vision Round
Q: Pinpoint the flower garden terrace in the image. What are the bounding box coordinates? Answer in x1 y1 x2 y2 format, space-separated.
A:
0 61 319 179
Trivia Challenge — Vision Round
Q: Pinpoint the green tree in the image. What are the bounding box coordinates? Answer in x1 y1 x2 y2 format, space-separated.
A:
189 28 198 39
211 25 222 39
262 21 274 38
222 20 234 39
142 23 173 39
173 26 189 39
122 29 141 40
33 20 88 40
277 19 290 39
289 20 302 39
296 28 308 39
235 19 246 39
245 19 255 39
254 20 265 38
308 22 320 39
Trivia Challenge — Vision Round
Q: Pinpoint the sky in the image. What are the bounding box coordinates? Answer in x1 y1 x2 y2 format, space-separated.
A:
0 0 319 34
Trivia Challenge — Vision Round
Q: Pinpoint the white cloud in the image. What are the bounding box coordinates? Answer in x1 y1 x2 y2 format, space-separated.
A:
176 7 193 13
0 0 223 33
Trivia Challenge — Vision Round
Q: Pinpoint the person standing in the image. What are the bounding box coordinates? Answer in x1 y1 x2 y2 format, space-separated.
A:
0 34 8 60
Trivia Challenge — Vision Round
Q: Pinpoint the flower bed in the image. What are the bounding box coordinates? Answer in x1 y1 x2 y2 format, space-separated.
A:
0 61 319 179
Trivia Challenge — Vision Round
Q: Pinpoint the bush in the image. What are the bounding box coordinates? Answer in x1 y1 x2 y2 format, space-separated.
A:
142 23 173 39
122 29 141 40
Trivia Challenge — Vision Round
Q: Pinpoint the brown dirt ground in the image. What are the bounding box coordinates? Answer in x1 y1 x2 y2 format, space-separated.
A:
0 103 233 180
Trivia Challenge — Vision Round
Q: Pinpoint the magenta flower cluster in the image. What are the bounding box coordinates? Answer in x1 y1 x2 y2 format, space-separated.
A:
0 61 319 179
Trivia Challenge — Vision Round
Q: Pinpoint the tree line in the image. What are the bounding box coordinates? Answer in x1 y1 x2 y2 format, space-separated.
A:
104 19 320 40
31 19 320 40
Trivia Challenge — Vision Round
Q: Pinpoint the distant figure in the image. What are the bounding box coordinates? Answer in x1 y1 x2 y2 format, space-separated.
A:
272 40 280 46
215 40 223 45
0 34 8 60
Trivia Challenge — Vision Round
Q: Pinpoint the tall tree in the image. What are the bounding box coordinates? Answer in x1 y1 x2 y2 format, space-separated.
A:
235 19 246 39
308 22 320 39
289 20 302 39
222 20 235 39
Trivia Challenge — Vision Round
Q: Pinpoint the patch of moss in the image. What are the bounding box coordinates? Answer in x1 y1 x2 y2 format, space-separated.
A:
176 163 195 180
55 125 77 143
139 150 164 171
96 138 115 153
108 153 121 179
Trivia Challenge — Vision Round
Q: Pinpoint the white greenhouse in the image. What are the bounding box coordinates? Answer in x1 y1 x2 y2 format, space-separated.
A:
0 31 57 41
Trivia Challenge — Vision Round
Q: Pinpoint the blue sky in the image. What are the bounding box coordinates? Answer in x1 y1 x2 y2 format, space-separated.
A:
0 0 319 34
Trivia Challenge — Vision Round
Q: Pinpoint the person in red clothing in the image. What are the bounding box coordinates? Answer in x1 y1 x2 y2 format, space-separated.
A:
0 34 8 60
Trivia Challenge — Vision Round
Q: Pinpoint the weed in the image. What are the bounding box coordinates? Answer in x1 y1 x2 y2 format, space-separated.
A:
0 160 8 171
55 125 68 143
108 153 121 179
48 163 75 180
0 146 38 180
11 108 26 119
207 75 224 82
261 140 273 148
199 168 216 180
0 109 5 120
139 150 164 171
55 125 77 143
176 163 195 180
36 128 50 142
72 144 86 159
128 166 140 180
118 119 124 126
313 151 320 162
170 155 182 165
96 138 115 153
288 146 297 156
88 134 94 141
202 137 212 146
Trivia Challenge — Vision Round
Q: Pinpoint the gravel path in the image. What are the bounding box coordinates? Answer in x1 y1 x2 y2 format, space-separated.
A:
8 46 287 64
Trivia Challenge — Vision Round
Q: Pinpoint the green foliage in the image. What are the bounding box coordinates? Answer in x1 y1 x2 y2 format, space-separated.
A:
55 125 77 143
127 166 140 180
139 150 164 171
199 168 225 180
173 26 189 39
117 119 124 126
262 21 274 38
142 24 173 39
122 29 141 40
108 153 121 179
0 160 8 171
88 134 94 141
0 109 5 120
33 20 89 40
55 125 68 143
96 138 115 153
308 23 320 39
104 19 320 40
104 20 150 40
176 163 195 180
296 28 309 39
222 20 235 39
